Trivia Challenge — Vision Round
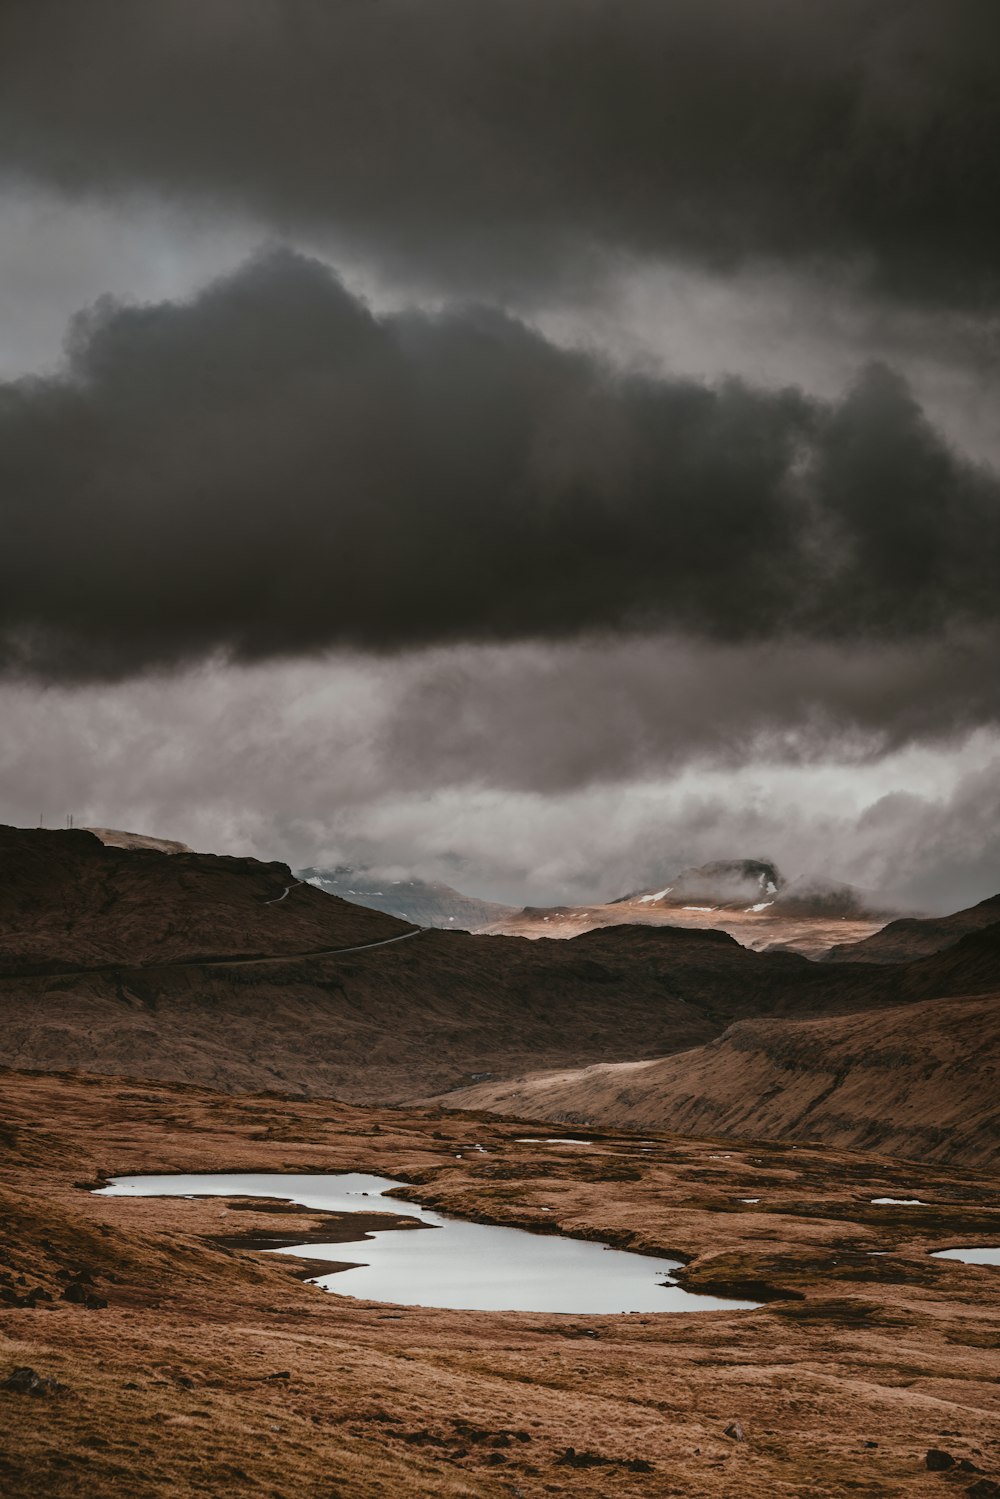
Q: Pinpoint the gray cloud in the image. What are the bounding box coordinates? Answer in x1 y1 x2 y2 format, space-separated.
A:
0 651 996 912
378 636 1000 795
0 2 997 311
2 249 999 682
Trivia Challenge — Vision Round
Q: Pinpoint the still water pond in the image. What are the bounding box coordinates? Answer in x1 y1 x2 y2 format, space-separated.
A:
931 1246 1000 1267
98 1172 760 1315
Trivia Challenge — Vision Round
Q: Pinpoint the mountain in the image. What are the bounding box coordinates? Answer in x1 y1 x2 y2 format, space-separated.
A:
614 858 783 909
487 859 894 957
5 826 997 1167
0 824 935 1104
619 860 887 919
300 865 517 932
445 923 1000 1168
824 892 1000 963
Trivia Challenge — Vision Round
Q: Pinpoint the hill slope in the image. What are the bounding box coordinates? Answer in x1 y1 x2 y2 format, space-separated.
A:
445 926 1000 1167
824 892 1000 963
0 824 936 1103
0 825 408 974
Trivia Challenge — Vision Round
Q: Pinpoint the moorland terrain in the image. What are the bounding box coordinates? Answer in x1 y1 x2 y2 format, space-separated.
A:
2 823 999 1498
3 1069 1000 1499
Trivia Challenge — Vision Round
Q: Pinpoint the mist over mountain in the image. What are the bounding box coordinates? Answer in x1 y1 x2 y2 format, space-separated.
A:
300 865 516 933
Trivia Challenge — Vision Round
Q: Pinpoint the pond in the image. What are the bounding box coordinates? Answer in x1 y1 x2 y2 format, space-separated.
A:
97 1172 761 1315
931 1246 1000 1267
514 1137 594 1146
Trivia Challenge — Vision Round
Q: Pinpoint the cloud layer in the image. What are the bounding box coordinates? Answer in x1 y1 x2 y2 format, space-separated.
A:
1 2 997 309
1 652 997 912
2 250 998 682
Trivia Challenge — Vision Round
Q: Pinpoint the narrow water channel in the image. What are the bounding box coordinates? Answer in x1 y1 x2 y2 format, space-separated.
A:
98 1172 761 1315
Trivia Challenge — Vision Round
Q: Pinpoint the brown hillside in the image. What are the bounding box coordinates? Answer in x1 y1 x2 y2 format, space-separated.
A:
2 827 997 1135
825 892 1000 963
0 825 408 974
445 935 1000 1168
0 827 927 1102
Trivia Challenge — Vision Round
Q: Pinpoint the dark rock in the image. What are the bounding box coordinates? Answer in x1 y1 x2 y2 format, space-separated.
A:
927 1449 957 1471
724 1421 747 1442
623 1458 655 1473
1 1366 66 1397
264 1370 291 1380
967 1483 1000 1499
61 1282 87 1304
863 1440 879 1448
555 1448 613 1469
177 1375 194 1389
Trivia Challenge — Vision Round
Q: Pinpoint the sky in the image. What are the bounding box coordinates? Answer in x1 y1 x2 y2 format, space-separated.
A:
1 1 998 911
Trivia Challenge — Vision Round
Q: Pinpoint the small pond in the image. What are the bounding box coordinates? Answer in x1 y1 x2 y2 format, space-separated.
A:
514 1137 594 1146
931 1246 1000 1267
98 1172 760 1315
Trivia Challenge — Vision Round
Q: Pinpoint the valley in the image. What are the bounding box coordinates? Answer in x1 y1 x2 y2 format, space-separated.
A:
2 824 999 1497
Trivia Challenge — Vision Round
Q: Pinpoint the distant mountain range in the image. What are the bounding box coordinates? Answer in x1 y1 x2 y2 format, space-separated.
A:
484 859 901 956
299 866 518 932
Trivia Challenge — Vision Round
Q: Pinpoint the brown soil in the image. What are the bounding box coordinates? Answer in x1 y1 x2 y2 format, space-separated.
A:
2 1068 1000 1498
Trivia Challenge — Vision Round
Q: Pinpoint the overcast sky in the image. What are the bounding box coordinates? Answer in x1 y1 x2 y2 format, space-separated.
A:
1 2 998 911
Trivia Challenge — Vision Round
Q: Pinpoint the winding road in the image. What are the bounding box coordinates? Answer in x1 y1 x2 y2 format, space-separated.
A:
263 880 304 905
188 925 425 971
22 925 426 983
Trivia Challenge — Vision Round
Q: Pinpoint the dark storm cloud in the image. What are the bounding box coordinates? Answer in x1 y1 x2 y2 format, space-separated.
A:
1 249 999 681
378 638 1000 796
0 1 997 309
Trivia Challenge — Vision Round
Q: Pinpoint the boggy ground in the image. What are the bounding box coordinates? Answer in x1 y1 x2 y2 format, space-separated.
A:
2 1069 1000 1498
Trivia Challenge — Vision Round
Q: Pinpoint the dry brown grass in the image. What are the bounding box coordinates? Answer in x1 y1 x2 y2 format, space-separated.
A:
2 1069 1000 1497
